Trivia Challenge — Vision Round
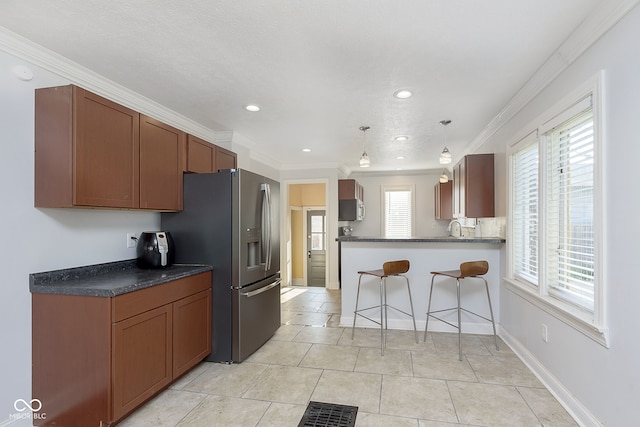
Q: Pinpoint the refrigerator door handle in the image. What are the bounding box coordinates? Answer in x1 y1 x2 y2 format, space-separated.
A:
240 279 281 298
261 183 272 271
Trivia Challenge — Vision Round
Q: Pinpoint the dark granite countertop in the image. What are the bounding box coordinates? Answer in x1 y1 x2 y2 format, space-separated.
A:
30 260 213 297
336 236 506 244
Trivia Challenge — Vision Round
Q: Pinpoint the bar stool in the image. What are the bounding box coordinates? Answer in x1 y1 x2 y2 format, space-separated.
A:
351 259 418 355
423 260 498 360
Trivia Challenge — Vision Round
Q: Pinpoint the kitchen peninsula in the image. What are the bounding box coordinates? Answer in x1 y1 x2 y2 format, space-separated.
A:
338 236 505 334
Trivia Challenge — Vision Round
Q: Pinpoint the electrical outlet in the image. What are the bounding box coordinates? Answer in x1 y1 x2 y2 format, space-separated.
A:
126 233 138 249
541 323 548 342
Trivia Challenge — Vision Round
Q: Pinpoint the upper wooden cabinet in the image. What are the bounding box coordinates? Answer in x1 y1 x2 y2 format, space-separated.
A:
338 179 364 202
36 85 140 208
452 153 494 218
35 85 184 211
434 181 453 220
140 115 184 210
215 145 237 170
185 135 237 173
185 135 215 173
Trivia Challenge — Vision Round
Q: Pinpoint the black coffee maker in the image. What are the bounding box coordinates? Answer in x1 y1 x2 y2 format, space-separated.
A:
136 231 175 268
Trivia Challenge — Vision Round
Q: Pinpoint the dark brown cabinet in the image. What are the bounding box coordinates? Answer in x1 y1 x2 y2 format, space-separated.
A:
452 153 494 218
338 179 364 201
185 135 237 173
35 85 185 211
434 181 453 220
32 272 212 427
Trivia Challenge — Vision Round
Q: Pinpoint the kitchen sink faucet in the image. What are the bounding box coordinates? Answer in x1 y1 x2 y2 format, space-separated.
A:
448 219 463 237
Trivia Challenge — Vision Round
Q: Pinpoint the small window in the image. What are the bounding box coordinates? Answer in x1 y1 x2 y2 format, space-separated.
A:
382 185 415 238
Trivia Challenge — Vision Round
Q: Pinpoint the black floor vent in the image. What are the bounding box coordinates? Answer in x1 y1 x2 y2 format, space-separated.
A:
298 401 358 427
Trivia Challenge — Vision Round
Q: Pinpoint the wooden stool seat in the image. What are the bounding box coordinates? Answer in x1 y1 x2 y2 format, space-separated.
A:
352 259 417 355
424 260 498 360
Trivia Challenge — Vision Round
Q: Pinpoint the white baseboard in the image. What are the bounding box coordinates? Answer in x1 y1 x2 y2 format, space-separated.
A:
500 328 602 427
291 278 304 286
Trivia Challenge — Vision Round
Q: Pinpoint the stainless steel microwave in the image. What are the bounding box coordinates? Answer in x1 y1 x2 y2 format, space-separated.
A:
338 199 365 221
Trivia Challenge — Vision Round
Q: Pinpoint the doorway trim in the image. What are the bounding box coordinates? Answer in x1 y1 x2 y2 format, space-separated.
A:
283 178 331 288
303 206 327 286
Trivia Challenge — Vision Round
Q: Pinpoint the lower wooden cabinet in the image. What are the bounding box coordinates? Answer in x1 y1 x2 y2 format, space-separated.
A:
112 304 173 421
32 271 212 427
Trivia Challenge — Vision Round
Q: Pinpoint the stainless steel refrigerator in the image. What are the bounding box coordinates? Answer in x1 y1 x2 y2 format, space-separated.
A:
161 169 280 363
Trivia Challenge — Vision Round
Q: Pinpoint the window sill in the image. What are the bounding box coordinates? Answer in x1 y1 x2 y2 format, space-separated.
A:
503 277 609 348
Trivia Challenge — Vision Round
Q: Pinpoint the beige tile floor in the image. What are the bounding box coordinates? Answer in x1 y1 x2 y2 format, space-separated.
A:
119 286 578 427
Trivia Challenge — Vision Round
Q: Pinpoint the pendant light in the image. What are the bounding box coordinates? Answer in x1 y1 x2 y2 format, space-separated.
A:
439 120 452 165
359 125 370 168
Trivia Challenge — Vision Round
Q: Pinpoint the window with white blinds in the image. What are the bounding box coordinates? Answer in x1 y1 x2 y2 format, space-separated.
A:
382 186 414 238
512 140 539 287
545 109 595 310
507 75 605 344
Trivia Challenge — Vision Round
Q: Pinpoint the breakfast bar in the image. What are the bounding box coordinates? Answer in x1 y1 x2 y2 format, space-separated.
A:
338 236 506 334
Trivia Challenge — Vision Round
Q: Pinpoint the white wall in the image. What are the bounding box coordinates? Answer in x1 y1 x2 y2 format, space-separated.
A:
348 170 451 237
0 52 160 425
478 4 640 425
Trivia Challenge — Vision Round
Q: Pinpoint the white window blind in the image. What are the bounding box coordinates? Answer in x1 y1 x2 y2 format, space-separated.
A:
545 109 595 310
383 189 412 238
512 140 539 286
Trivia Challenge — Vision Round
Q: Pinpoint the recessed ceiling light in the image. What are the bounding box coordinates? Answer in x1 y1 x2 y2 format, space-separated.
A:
302 148 311 152
396 156 405 160
394 135 409 142
244 104 261 112
393 90 412 99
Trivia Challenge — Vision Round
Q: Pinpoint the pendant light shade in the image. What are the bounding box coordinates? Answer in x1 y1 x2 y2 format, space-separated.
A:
439 170 449 183
439 120 452 165
359 125 371 168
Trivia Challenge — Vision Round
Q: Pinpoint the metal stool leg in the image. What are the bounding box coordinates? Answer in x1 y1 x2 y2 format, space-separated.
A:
482 277 499 351
423 275 436 342
351 274 363 339
404 276 418 343
456 278 462 361
380 277 385 355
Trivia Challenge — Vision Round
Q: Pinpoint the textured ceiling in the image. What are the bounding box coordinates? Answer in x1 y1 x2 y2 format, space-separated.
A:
0 0 600 172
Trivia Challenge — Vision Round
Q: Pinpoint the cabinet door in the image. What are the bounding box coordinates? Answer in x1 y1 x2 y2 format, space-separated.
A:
465 154 495 218
112 304 172 421
434 181 453 220
186 135 215 173
139 115 185 211
215 145 237 170
338 179 357 200
74 87 140 208
172 289 212 378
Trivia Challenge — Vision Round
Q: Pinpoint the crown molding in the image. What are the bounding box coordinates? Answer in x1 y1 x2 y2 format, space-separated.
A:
0 26 222 143
465 0 640 156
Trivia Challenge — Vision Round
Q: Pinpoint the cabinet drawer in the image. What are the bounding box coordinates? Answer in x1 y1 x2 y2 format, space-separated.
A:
112 271 211 322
